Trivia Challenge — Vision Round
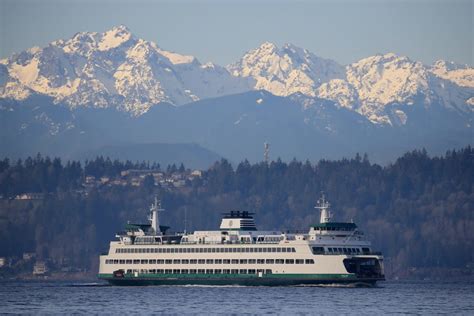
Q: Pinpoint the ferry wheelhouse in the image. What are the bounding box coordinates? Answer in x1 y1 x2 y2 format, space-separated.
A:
98 196 385 286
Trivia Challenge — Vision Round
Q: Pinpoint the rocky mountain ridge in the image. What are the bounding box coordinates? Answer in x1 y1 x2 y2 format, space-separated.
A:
1 25 472 125
0 25 250 115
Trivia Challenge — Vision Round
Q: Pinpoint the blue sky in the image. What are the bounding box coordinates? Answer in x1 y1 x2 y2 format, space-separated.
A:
1 0 472 66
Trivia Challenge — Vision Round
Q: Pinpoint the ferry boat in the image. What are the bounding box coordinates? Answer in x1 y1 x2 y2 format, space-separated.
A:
98 196 385 286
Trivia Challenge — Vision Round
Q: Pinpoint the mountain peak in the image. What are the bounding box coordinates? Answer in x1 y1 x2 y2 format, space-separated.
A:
254 42 278 54
228 41 344 97
432 60 469 72
109 24 131 34
358 52 411 65
98 25 134 51
156 48 196 65
431 60 474 88
382 52 399 59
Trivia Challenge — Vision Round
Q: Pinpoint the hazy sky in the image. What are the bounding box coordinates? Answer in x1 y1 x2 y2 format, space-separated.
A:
0 0 472 66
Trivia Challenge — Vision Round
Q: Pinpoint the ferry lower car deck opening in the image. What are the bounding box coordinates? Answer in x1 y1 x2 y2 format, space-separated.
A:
343 257 384 279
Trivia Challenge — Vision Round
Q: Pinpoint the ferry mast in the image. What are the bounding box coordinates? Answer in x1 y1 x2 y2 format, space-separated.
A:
149 197 164 235
315 193 332 223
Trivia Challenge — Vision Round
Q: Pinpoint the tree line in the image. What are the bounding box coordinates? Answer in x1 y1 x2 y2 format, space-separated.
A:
0 147 472 277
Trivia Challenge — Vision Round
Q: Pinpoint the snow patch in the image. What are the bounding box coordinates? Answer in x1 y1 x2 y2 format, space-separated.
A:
394 110 407 125
98 26 132 51
467 97 474 107
431 60 474 88
10 58 39 85
317 79 359 110
158 48 195 65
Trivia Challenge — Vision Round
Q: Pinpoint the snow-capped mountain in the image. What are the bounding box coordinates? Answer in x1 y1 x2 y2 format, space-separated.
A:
431 60 474 88
227 42 345 97
0 25 249 115
1 26 472 125
229 45 473 125
330 53 473 124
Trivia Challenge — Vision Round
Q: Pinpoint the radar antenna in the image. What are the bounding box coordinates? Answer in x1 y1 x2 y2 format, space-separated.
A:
315 192 332 223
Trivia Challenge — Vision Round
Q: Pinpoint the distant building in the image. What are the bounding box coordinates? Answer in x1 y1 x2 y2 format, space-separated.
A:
153 173 163 185
110 179 127 186
131 178 141 186
120 170 129 177
23 252 36 261
100 177 110 184
0 257 6 268
173 179 186 188
121 169 161 178
15 193 44 200
171 173 183 181
159 180 170 188
85 176 96 184
33 261 48 275
191 170 202 177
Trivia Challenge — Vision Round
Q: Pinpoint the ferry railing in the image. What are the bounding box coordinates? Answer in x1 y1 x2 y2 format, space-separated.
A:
126 239 295 246
326 251 383 256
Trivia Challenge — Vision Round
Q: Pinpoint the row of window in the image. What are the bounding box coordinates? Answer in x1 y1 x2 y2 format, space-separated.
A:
116 247 297 254
327 247 365 254
311 247 366 255
126 269 272 275
106 258 315 265
313 227 354 231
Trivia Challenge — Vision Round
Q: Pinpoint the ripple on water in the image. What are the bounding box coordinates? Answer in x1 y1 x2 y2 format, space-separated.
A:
1 280 474 314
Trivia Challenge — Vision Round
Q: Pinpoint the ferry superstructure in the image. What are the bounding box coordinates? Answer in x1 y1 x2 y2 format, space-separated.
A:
98 196 385 285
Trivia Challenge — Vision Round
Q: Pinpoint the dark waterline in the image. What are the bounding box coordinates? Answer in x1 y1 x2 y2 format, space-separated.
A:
1 280 473 314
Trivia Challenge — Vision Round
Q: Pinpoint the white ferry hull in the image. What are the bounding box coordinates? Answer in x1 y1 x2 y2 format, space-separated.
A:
98 250 385 286
99 273 384 286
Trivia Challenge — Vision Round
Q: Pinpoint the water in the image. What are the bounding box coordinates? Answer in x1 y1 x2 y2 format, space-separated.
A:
1 280 473 314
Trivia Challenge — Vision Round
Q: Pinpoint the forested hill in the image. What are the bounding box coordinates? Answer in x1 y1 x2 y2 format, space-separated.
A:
0 147 472 279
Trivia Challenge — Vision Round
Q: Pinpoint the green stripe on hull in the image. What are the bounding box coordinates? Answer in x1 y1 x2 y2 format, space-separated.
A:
98 273 383 286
